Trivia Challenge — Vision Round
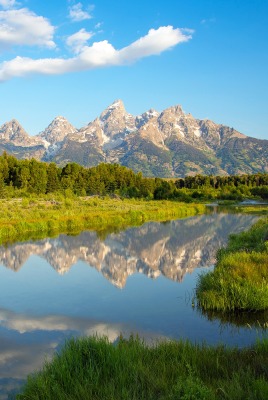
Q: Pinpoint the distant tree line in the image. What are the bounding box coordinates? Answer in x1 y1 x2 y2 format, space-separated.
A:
175 174 268 200
176 174 268 189
0 152 268 200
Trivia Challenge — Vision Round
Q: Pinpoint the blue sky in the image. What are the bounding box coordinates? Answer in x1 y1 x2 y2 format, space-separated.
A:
0 0 267 140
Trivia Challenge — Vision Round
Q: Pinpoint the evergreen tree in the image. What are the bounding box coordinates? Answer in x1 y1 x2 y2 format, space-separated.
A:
0 172 6 198
46 163 60 193
28 159 47 194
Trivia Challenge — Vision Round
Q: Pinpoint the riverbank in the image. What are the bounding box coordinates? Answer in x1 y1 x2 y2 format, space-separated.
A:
17 335 268 400
196 216 268 312
13 203 268 399
0 196 205 244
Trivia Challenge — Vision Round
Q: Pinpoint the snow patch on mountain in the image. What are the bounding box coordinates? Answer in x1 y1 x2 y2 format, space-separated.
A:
101 131 110 144
0 99 266 177
194 128 201 138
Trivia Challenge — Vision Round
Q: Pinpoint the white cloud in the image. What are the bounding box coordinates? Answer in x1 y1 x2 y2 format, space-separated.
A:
0 8 55 50
0 26 192 81
0 0 16 9
66 28 94 54
118 26 191 63
69 2 92 22
0 56 76 81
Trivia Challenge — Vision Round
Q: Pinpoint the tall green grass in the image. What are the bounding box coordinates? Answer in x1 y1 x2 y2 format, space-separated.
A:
196 217 268 312
0 196 205 245
17 335 268 400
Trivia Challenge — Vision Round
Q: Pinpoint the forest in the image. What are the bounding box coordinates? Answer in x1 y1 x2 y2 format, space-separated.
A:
0 152 268 201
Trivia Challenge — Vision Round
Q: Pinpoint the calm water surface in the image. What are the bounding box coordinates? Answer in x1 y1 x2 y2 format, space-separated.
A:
0 210 266 398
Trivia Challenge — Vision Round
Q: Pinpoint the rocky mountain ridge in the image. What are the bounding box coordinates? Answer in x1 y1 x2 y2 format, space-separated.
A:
0 100 267 177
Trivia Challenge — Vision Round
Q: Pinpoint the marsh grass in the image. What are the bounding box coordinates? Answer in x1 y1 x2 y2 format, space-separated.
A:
17 335 268 400
235 205 268 215
196 217 268 312
0 196 205 245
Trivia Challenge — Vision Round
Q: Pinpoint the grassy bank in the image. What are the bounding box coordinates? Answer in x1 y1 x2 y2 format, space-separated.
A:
196 217 268 312
0 196 205 244
235 205 268 215
17 335 268 400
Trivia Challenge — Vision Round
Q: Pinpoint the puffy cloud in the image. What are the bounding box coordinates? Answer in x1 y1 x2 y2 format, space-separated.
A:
78 40 117 66
0 26 192 81
66 28 94 54
69 2 92 22
0 56 76 81
0 0 16 9
0 8 55 50
118 26 190 63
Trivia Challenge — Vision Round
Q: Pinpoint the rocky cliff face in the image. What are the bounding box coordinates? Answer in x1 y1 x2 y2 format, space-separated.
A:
38 116 77 162
0 100 267 177
0 119 29 143
39 116 77 145
0 119 46 160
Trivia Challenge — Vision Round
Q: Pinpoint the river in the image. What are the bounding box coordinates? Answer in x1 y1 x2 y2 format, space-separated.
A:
0 209 266 398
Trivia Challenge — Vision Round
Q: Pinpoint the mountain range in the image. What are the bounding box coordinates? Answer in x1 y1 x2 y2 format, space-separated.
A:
0 100 267 177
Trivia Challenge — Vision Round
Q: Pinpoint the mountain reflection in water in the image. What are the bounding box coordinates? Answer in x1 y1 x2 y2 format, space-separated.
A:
0 212 264 399
0 213 259 288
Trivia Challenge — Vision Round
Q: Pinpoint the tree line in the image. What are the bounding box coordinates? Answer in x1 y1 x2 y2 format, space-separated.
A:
0 152 268 200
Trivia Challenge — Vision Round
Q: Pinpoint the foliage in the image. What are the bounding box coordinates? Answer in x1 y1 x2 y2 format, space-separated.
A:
176 173 268 200
1 152 268 201
17 335 268 400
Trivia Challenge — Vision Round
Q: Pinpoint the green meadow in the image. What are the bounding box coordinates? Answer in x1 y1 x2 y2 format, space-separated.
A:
0 196 205 244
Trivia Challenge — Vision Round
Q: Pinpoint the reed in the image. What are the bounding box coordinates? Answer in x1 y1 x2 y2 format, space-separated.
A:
196 217 268 312
17 335 268 400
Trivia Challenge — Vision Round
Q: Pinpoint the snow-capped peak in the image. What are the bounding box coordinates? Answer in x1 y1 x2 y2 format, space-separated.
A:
38 116 76 145
100 100 126 121
107 99 124 109
145 109 159 118
0 119 29 140
52 116 69 123
135 108 160 129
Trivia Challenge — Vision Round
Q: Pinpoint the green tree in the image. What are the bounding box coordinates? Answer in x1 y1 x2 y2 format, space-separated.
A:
0 172 6 198
46 163 60 193
28 159 48 194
